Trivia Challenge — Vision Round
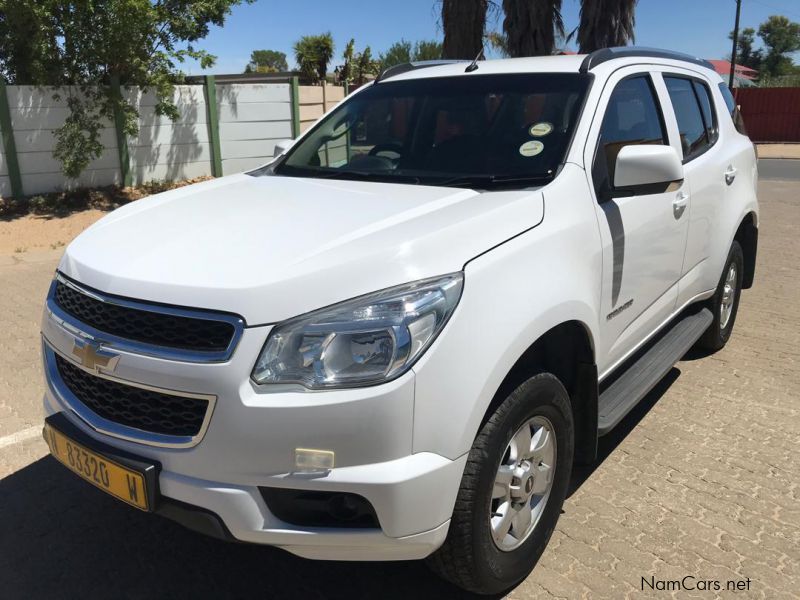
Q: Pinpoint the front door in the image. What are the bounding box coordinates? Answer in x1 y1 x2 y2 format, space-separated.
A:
584 70 690 376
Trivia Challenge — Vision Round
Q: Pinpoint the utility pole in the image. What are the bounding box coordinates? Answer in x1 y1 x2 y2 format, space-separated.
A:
729 0 742 90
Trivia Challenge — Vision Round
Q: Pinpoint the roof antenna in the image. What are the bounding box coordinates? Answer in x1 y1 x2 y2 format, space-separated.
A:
465 47 484 72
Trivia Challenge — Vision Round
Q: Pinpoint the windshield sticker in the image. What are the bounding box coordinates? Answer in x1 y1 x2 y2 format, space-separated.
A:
519 140 544 157
529 122 553 137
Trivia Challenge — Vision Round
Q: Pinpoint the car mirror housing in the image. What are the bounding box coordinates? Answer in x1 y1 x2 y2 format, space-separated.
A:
273 139 295 158
614 145 684 189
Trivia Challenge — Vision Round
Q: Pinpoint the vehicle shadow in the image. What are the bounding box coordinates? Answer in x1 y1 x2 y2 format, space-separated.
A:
0 457 487 599
2 371 679 599
567 367 680 496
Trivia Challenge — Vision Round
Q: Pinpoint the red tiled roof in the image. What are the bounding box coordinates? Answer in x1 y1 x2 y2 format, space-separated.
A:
707 59 758 80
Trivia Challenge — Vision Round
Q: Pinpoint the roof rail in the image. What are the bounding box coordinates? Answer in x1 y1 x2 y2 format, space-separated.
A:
579 47 714 73
375 60 469 83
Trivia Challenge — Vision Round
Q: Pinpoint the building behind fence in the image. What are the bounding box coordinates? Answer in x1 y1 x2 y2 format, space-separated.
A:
0 76 345 198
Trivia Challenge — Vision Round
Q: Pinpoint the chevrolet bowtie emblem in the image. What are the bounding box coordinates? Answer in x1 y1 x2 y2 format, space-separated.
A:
72 339 120 373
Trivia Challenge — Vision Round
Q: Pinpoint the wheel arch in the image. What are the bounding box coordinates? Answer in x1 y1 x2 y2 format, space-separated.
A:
734 211 758 289
479 320 599 465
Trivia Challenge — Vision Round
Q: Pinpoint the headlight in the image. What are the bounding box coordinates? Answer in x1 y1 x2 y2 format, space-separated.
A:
252 273 463 389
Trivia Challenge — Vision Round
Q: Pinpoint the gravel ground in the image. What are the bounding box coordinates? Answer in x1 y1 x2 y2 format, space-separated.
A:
0 178 797 599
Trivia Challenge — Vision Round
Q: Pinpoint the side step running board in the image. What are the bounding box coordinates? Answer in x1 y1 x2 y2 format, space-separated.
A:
598 308 713 435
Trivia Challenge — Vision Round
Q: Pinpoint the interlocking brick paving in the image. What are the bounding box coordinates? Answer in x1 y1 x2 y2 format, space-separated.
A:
0 179 796 599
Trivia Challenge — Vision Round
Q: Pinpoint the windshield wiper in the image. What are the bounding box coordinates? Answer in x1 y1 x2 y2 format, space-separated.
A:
310 169 388 180
273 165 552 189
435 172 555 189
286 167 422 185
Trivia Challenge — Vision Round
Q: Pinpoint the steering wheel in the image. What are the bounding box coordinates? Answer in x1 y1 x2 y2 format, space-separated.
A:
368 142 404 160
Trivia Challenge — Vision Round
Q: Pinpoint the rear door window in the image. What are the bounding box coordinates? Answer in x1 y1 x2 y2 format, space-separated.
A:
692 80 718 144
664 76 710 161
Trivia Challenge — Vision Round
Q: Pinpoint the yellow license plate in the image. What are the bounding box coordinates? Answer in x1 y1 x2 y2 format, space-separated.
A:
43 423 149 511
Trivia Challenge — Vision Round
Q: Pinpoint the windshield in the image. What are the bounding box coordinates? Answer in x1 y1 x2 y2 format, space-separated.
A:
271 73 591 188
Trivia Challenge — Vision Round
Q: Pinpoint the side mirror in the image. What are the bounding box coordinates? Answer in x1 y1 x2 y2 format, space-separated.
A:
614 145 683 189
273 139 294 158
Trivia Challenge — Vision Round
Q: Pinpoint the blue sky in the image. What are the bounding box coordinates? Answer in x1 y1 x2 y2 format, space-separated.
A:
185 0 800 74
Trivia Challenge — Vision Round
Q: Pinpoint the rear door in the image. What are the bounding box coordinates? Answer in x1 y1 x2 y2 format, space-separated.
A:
657 70 729 306
584 69 690 376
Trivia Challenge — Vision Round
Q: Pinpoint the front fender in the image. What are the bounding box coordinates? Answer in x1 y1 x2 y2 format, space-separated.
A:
411 181 602 459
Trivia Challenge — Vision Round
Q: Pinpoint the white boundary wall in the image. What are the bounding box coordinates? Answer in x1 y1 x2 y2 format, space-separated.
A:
1 82 300 197
7 86 119 196
218 83 293 174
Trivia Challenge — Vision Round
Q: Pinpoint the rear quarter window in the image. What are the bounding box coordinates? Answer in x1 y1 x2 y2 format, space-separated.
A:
717 83 748 136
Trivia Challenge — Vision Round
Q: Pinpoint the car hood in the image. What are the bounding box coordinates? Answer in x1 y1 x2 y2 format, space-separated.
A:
60 173 545 324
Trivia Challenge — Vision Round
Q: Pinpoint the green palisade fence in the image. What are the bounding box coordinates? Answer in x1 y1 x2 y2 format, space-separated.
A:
0 79 24 198
110 75 133 187
204 75 224 177
290 76 301 139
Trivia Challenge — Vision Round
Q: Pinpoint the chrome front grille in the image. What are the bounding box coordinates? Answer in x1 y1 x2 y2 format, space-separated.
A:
48 273 245 363
55 354 208 438
43 344 217 448
43 272 238 447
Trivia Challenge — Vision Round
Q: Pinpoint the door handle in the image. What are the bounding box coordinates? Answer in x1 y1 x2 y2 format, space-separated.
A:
673 191 689 219
724 165 738 185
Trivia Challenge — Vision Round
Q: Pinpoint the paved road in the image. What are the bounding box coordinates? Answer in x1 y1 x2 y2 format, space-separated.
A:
1 180 798 599
758 158 799 181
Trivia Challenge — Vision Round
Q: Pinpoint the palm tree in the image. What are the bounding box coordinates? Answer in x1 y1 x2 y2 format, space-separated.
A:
293 33 335 84
577 0 637 54
487 31 510 57
441 0 488 59
502 0 564 57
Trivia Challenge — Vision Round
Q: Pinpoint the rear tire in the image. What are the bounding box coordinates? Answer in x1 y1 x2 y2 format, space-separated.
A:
697 241 744 352
427 373 574 595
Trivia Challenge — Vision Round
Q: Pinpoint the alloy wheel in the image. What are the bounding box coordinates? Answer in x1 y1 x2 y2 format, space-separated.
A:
720 263 738 330
489 415 557 551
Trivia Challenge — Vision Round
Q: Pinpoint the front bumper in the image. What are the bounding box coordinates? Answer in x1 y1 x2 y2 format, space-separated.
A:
42 309 465 560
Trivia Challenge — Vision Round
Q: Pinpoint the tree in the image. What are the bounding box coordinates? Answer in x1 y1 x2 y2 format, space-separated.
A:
758 15 800 77
413 40 443 61
355 47 379 85
441 0 489 59
576 0 637 54
502 0 564 57
729 27 762 71
0 2 61 84
337 40 379 86
340 38 356 83
379 39 443 70
245 49 288 73
380 40 413 69
487 31 510 57
0 0 253 179
294 32 335 84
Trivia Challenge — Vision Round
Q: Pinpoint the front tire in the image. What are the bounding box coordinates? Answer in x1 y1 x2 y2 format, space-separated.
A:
697 241 744 352
427 373 574 595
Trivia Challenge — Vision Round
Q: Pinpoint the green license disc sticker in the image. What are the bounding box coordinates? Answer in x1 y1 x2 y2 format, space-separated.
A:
529 122 553 137
519 140 545 157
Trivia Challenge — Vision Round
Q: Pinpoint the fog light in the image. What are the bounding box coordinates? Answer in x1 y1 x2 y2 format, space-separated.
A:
294 448 335 471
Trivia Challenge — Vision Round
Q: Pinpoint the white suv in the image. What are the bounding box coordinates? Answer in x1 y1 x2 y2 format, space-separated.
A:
41 48 758 594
